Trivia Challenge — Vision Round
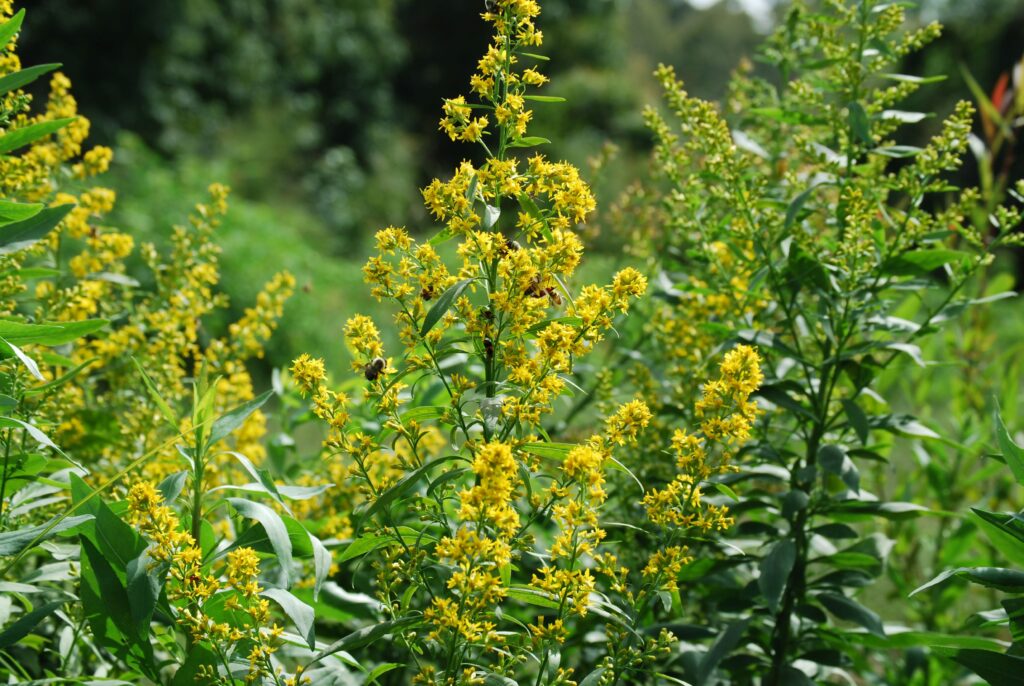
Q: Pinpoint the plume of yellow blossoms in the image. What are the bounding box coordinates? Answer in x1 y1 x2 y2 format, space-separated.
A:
641 345 763 589
0 4 294 488
127 483 283 683
286 1 763 683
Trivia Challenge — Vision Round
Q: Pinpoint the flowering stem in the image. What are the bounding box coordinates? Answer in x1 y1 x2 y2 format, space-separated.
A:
0 428 12 528
187 443 206 655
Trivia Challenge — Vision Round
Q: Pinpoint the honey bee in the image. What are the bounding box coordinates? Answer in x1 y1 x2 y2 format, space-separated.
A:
524 276 562 305
421 286 434 301
363 356 386 381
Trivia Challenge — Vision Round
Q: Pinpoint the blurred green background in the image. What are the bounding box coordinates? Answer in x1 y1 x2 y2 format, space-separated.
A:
16 0 1024 372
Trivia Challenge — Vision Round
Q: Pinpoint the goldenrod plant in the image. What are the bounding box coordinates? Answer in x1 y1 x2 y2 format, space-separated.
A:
593 1 1023 683
286 2 765 683
0 4 325 683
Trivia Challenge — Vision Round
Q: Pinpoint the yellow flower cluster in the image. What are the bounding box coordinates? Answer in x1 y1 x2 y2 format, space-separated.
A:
0 30 294 489
533 398 651 630
39 183 293 482
425 529 509 646
440 0 543 144
126 483 282 683
126 482 194 562
423 441 519 654
458 441 520 535
642 346 762 586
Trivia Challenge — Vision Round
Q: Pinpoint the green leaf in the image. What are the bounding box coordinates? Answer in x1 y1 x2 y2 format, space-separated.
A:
0 416 65 455
171 645 217 686
971 508 1024 567
521 442 575 460
130 357 178 431
697 619 749 684
0 599 63 649
420 279 472 338
157 471 188 503
784 185 819 230
871 145 923 158
507 136 551 148
126 552 161 636
756 384 813 420
224 450 286 510
3 338 42 380
841 399 870 445
0 117 75 156
579 669 608 686
91 499 148 574
506 585 561 609
0 316 106 346
80 538 155 674
880 109 930 124
786 244 832 293
358 455 462 525
952 649 1024 686
310 617 419 665
882 249 969 276
366 663 402 684
828 500 929 521
400 405 446 423
523 94 565 103
0 199 42 227
880 72 947 85
760 540 796 613
25 356 97 394
873 414 940 440
912 566 1024 595
0 63 62 96
0 10 26 49
847 102 871 144
224 514 313 560
228 497 294 586
0 204 72 254
842 629 1005 652
713 482 739 501
818 444 859 492
994 409 1024 486
338 534 392 564
262 588 315 648
309 532 331 600
0 514 92 555
962 65 1013 139
778 667 813 686
818 592 885 637
207 390 272 447
428 225 456 247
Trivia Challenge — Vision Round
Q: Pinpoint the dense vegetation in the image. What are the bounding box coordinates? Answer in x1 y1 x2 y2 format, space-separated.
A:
0 1 1022 685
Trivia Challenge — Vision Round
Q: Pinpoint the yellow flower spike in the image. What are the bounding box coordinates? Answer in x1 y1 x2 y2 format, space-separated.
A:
290 353 327 396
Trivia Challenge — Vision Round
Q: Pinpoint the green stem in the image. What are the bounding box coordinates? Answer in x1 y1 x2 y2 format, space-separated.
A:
0 428 13 528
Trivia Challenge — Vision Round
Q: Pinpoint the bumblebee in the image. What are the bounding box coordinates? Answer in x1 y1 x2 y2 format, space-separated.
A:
363 356 386 381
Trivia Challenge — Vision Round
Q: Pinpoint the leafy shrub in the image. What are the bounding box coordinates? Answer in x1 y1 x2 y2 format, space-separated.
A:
594 1 1024 682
